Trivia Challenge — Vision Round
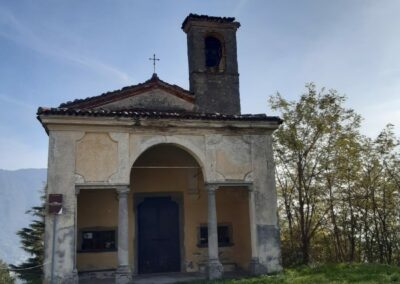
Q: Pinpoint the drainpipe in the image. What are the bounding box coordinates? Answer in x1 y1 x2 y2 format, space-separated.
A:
48 194 63 284
50 214 57 284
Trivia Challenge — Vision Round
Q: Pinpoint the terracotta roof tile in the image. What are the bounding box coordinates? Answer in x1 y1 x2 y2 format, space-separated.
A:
37 107 282 123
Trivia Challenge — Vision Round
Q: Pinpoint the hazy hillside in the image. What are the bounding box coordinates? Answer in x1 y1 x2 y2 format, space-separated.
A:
0 168 46 265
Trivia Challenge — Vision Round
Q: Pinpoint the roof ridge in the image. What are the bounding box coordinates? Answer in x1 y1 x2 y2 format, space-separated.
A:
59 74 192 109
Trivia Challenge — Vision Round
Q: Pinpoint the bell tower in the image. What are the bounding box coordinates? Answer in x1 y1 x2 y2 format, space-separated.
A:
182 14 241 114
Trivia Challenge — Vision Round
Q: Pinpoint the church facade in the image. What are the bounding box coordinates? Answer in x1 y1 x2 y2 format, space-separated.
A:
38 14 282 283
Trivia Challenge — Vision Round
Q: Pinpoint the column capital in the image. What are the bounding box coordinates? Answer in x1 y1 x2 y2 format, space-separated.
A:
205 183 219 192
116 185 130 196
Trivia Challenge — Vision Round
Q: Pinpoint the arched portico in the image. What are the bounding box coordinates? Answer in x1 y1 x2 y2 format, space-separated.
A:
72 133 272 283
129 144 253 279
74 137 258 282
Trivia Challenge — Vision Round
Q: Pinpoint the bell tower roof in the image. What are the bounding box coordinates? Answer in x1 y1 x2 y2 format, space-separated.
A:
182 13 240 32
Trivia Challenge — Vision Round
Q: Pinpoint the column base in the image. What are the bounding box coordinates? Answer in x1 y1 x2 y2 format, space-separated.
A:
249 257 267 275
208 259 223 280
115 265 132 284
44 270 79 284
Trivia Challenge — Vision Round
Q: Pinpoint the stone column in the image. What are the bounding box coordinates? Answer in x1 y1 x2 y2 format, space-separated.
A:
248 186 263 275
115 186 132 284
206 184 223 279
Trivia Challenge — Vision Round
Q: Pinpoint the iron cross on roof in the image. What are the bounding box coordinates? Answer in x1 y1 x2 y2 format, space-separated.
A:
149 54 160 74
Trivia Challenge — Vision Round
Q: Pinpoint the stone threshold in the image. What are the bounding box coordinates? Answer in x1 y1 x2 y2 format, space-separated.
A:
79 271 205 284
79 270 250 284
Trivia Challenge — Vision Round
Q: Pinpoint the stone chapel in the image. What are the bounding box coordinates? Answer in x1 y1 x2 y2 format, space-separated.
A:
37 14 282 283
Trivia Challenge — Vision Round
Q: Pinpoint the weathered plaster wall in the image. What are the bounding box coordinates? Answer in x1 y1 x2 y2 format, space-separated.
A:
216 188 251 270
76 190 118 271
74 132 130 184
184 187 251 272
44 130 84 283
95 89 194 112
75 133 118 182
251 135 282 273
216 135 252 180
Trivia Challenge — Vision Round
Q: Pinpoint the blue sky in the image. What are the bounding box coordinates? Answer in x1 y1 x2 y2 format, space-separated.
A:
0 0 399 170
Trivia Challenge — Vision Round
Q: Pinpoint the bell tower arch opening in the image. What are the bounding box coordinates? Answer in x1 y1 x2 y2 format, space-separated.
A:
204 35 224 71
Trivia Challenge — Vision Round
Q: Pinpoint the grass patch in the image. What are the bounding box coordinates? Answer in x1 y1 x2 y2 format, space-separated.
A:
185 263 400 284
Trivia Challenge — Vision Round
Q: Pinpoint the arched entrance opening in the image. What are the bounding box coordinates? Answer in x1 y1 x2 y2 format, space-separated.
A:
130 144 205 274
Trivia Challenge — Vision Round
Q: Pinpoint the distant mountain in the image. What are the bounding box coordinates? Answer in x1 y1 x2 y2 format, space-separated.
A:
0 169 46 265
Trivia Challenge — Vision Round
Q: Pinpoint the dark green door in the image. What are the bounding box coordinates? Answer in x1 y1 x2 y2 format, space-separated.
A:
138 197 180 274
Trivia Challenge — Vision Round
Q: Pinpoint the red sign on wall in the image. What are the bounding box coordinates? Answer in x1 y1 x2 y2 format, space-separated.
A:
48 194 63 214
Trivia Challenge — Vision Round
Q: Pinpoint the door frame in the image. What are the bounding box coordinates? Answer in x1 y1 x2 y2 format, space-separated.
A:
134 192 184 274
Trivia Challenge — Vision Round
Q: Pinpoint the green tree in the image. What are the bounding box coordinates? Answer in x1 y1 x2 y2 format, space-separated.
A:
0 259 15 284
271 84 400 266
270 83 361 264
358 125 400 264
10 200 45 284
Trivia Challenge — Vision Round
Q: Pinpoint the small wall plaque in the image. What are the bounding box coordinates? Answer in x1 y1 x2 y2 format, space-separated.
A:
48 194 63 214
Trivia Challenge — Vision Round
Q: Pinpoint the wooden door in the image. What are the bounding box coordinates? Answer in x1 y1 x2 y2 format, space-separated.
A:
138 197 180 274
